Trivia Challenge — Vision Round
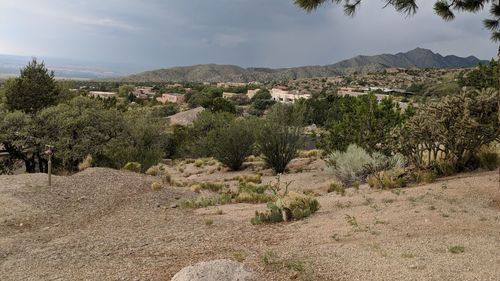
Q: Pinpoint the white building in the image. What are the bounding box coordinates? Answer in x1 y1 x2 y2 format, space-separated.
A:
270 87 311 104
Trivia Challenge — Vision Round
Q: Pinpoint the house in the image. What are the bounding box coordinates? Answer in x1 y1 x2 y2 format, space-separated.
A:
222 92 239 99
157 93 185 104
270 87 311 104
166 107 205 126
132 87 155 99
217 82 247 88
88 91 117 99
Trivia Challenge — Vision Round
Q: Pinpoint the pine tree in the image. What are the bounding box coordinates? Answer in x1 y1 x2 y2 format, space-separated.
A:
5 58 60 114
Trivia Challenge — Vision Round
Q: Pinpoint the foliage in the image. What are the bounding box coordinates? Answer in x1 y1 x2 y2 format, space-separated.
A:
118 84 135 97
391 90 499 171
5 58 61 114
251 89 272 101
36 97 125 172
294 0 500 42
459 60 498 89
251 175 320 224
411 170 437 184
257 104 304 173
151 181 163 191
207 118 256 170
210 97 236 113
328 182 345 195
252 191 320 224
367 169 407 189
326 144 402 186
123 162 141 173
105 108 165 172
179 111 235 158
310 93 404 154
0 110 42 173
477 148 499 171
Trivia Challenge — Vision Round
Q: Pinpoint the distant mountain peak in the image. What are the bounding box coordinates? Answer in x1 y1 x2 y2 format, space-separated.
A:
119 48 484 83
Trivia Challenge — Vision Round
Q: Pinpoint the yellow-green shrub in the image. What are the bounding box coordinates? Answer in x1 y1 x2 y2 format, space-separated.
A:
123 162 141 173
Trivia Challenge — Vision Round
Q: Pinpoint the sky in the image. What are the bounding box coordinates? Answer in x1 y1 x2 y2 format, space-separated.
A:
0 0 497 71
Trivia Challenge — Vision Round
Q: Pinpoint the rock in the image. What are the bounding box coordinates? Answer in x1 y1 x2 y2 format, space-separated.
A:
171 259 255 281
170 203 178 209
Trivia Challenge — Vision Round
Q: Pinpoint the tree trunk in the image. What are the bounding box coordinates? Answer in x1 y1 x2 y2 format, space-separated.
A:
498 45 500 125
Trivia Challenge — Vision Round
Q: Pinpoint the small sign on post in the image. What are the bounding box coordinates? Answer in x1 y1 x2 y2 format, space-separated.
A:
45 145 55 186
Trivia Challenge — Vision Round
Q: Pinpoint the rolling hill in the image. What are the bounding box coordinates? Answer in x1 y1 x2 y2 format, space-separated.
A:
120 48 486 83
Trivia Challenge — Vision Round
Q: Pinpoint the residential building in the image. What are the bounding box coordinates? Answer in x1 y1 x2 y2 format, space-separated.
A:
157 93 185 104
132 87 155 99
88 91 117 99
217 82 247 88
222 92 240 99
270 87 311 104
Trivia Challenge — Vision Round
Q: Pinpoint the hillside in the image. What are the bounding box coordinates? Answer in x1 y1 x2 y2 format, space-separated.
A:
120 48 485 83
1 164 499 280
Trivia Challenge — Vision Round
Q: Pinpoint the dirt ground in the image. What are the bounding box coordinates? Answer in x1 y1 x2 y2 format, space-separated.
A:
0 162 499 281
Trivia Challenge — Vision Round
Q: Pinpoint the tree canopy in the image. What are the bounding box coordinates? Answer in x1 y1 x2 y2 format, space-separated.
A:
5 58 61 114
294 0 500 41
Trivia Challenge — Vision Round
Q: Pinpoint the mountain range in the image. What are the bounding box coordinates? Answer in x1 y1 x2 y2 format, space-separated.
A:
120 48 486 83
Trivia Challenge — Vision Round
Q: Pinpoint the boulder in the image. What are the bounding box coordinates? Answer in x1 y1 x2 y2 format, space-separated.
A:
171 259 254 281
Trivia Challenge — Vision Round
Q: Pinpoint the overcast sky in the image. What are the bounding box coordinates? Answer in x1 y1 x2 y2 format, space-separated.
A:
0 0 496 70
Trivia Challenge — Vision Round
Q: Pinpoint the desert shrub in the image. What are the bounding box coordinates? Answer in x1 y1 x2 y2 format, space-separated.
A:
194 159 204 168
298 149 322 159
233 174 262 184
208 118 256 171
412 170 437 184
392 89 499 171
236 181 274 203
162 173 171 185
151 182 162 191
190 182 227 193
328 182 345 196
145 164 165 176
78 155 93 171
326 144 401 187
123 162 141 173
179 194 233 208
434 160 456 176
477 147 499 171
257 104 304 173
367 169 407 189
251 175 320 224
252 192 320 224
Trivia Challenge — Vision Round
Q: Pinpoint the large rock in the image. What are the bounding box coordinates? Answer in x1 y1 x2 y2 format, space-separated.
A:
171 259 255 281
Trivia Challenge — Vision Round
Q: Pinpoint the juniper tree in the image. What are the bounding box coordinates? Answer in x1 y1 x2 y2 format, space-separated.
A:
294 0 500 123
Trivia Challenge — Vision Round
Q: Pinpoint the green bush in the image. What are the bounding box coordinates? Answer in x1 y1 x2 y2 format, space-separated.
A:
123 162 141 173
392 90 499 171
477 150 499 171
367 169 407 189
412 170 437 184
257 104 304 173
209 118 256 171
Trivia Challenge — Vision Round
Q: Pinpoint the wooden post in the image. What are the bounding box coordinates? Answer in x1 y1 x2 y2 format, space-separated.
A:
45 145 54 187
48 153 52 187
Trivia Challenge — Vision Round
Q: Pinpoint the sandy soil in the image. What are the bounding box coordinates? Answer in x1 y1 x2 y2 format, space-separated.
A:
0 164 499 281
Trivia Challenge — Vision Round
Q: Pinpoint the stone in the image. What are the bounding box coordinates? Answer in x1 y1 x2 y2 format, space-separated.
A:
171 259 255 281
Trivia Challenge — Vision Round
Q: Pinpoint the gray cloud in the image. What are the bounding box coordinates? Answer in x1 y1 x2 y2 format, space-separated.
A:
0 0 496 70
